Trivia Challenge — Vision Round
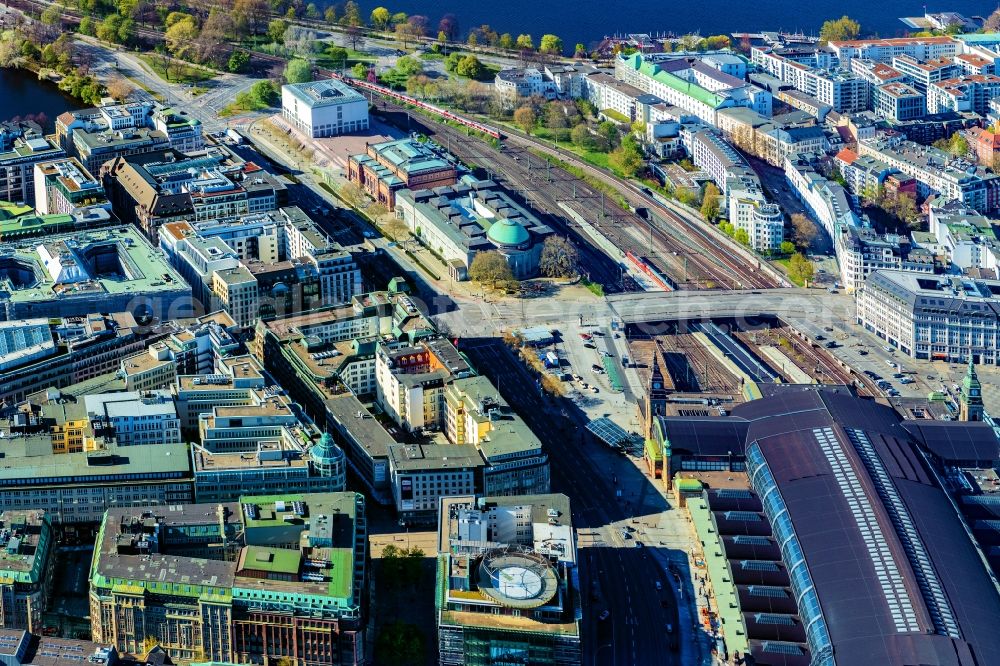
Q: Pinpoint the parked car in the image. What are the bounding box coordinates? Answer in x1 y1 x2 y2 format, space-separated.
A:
655 581 662 591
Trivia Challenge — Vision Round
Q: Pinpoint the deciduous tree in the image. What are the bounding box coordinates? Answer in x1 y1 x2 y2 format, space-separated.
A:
819 15 861 43
233 0 269 38
609 134 644 177
284 58 312 83
437 13 459 41
539 34 563 55
370 6 389 30
105 76 134 101
513 105 536 134
700 182 721 221
340 0 361 27
539 236 579 278
790 213 817 250
469 251 515 289
165 15 199 60
515 34 534 50
788 252 815 284
267 18 287 44
455 54 483 79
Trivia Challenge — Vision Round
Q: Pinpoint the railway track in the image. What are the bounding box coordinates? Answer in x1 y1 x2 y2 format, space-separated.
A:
371 99 751 292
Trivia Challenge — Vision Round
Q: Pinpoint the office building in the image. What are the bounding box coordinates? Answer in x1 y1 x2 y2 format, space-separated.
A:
160 206 361 325
784 155 861 240
715 107 827 167
891 55 961 94
253 292 427 504
389 443 482 525
117 311 240 393
56 102 203 156
193 432 347 504
0 439 192 524
836 226 933 294
101 148 285 240
180 353 345 503
395 178 555 281
0 225 191 322
0 132 65 206
0 629 162 666
72 127 169 178
0 511 53 632
89 492 368 665
726 173 784 252
437 494 580 666
857 270 1000 363
32 158 107 215
347 138 457 211
654 384 1000 665
0 313 147 405
750 47 867 112
616 53 771 126
923 202 1000 272
873 82 926 121
82 391 181 447
281 79 369 138
0 199 112 242
494 68 560 105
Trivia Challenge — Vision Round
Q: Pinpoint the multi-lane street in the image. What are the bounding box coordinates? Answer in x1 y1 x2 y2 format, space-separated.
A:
460 337 688 666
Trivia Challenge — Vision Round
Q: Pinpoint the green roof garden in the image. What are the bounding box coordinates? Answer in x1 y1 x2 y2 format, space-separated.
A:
242 546 302 575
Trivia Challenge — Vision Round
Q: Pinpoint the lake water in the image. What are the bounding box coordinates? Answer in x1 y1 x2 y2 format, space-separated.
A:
382 0 992 49
0 69 85 131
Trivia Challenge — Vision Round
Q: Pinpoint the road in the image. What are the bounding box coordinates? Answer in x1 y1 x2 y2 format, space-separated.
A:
73 36 262 133
460 337 686 666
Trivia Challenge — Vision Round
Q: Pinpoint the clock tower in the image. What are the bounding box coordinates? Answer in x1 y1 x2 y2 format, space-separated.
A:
959 357 984 422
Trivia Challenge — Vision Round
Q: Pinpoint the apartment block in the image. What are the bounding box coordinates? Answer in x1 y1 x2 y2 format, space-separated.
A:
858 136 1000 214
829 36 958 64
927 74 1000 115
0 132 65 206
873 82 926 121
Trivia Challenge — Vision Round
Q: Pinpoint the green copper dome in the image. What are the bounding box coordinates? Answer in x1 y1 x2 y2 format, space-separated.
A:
487 218 529 247
311 433 343 464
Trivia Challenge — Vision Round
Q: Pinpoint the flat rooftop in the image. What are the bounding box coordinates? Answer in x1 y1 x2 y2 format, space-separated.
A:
283 79 366 108
0 225 187 304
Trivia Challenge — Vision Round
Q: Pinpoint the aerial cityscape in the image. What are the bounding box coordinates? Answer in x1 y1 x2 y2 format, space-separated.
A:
0 2 998 665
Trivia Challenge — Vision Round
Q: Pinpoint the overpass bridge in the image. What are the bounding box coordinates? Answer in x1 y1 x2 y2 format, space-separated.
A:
607 289 854 330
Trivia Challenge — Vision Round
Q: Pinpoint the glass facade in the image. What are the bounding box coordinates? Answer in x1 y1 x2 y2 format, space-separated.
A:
747 442 834 666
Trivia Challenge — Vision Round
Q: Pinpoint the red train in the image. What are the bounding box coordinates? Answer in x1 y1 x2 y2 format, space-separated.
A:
318 69 502 139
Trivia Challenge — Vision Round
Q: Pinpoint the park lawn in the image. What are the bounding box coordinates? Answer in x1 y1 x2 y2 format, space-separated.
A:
419 51 444 60
772 258 806 287
138 55 216 84
316 48 376 69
